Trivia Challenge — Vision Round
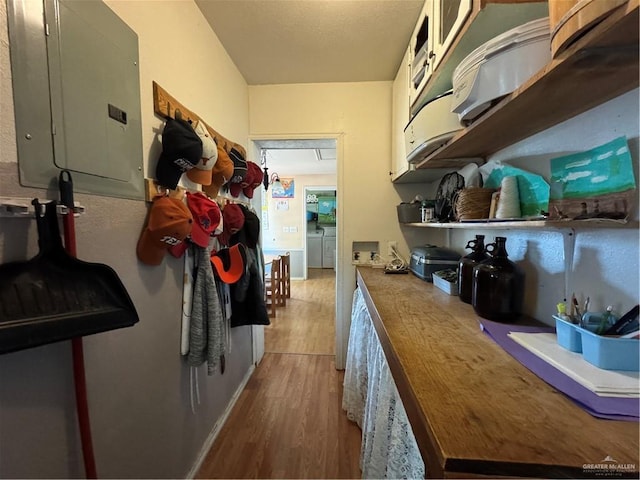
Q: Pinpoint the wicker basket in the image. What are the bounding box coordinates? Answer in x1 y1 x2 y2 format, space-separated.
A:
454 187 496 220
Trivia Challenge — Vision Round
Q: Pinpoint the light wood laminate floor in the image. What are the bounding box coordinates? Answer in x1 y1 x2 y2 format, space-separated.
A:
265 268 336 355
196 268 362 479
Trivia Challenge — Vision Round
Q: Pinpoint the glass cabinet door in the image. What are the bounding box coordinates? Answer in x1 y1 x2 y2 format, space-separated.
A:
409 0 434 107
432 0 472 70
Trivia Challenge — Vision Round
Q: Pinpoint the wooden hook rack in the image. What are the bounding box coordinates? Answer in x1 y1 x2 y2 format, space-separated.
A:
152 81 246 159
144 178 186 203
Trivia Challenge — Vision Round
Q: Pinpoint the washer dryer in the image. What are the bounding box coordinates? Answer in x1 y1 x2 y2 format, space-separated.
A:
322 227 336 269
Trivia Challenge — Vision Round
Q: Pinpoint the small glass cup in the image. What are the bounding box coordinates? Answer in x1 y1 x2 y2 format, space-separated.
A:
421 205 434 223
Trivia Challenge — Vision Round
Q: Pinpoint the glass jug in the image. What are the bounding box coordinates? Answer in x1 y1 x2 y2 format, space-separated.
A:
472 236 525 322
458 234 489 304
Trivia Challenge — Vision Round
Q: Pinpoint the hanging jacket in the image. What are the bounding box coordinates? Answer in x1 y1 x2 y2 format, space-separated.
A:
187 244 226 374
229 205 270 327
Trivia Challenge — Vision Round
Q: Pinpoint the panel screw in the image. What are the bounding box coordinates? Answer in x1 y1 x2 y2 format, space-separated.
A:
25 133 32 140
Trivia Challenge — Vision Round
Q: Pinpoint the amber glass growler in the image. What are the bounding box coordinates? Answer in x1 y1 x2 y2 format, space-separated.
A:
458 235 489 304
472 236 525 322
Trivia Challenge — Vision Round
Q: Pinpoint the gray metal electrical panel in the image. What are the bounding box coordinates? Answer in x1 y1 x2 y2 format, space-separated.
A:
8 0 144 199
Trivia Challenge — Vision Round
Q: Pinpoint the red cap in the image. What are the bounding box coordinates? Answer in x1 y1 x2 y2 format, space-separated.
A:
229 161 263 198
137 196 193 265
243 161 264 199
218 203 245 246
168 240 189 258
186 192 221 247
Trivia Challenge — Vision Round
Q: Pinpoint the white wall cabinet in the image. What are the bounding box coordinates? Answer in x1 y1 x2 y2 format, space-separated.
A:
414 2 638 170
432 0 472 70
408 0 434 109
390 46 410 182
408 0 472 108
409 0 548 115
393 0 548 182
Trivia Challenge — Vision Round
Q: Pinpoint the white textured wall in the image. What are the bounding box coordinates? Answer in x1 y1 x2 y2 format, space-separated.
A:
0 1 251 478
442 89 640 324
262 172 337 250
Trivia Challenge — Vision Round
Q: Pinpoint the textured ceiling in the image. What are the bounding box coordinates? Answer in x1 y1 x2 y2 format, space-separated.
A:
195 0 423 85
195 0 423 174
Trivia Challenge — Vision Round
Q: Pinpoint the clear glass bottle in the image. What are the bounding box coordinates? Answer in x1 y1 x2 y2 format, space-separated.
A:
458 234 488 304
472 236 525 322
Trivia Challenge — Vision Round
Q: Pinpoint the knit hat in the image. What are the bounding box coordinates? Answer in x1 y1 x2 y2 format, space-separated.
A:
186 120 218 186
210 244 247 284
137 196 193 265
155 118 202 189
218 203 245 246
186 192 221 247
203 145 235 198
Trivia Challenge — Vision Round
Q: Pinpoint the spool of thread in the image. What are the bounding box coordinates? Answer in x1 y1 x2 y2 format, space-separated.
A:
454 187 495 220
495 176 521 219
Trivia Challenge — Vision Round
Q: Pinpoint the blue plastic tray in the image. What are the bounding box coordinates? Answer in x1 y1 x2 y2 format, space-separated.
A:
555 315 639 371
554 315 582 353
579 328 639 371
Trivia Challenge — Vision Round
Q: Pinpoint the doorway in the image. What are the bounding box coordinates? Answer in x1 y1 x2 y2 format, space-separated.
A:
250 137 340 363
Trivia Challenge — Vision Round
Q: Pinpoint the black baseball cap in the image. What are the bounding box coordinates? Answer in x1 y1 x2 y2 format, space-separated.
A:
155 118 203 189
228 147 248 184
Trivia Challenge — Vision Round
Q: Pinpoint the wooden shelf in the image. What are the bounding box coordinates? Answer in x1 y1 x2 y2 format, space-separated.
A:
402 218 637 229
416 0 639 169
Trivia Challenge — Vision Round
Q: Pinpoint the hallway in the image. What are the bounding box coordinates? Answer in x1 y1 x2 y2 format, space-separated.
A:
196 269 362 479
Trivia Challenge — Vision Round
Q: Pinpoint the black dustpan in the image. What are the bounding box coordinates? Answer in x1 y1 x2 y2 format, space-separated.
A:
0 199 139 354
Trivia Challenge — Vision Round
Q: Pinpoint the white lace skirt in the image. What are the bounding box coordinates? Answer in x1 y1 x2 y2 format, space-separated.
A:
342 287 426 479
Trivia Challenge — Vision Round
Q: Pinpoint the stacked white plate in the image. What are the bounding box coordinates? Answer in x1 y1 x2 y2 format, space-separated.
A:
451 17 551 123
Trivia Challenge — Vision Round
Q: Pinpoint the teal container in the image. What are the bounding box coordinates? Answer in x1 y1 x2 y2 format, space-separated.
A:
579 328 640 371
554 315 582 353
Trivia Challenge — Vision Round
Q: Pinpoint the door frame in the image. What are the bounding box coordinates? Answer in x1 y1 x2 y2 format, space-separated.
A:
248 133 345 369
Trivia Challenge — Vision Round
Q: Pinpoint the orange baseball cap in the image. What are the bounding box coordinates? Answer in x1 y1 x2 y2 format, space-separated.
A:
210 244 247 284
137 196 193 265
203 145 234 198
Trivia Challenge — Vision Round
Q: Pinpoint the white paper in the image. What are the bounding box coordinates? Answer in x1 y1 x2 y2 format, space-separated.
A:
508 332 639 397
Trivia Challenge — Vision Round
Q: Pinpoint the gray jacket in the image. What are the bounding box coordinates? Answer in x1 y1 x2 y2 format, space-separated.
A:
187 244 225 375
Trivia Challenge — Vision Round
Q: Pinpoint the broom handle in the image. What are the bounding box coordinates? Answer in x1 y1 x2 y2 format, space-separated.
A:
60 171 98 479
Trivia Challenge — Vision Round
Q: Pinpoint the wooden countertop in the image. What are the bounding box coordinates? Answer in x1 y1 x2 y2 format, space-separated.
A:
356 267 639 478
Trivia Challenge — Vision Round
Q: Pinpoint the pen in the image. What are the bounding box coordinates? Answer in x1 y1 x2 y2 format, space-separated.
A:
584 296 590 313
573 297 582 320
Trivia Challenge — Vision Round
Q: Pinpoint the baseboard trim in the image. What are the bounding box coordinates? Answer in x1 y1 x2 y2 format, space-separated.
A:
185 364 255 479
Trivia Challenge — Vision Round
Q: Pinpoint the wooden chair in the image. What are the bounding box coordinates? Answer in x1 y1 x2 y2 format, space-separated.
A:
279 252 291 305
264 257 281 318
